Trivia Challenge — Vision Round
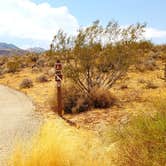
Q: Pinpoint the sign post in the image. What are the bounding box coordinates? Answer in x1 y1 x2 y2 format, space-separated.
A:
55 60 63 116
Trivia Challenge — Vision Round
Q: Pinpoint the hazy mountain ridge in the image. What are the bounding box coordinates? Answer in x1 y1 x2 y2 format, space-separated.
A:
0 42 26 56
0 42 45 56
0 42 19 50
27 47 45 53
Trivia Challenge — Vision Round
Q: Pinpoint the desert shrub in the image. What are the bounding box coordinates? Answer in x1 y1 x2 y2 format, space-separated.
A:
89 88 117 109
36 74 49 83
121 89 142 103
29 54 39 62
19 62 28 68
6 61 19 73
144 58 157 71
137 78 146 84
135 63 146 72
0 67 5 75
47 68 55 77
31 66 41 73
152 93 166 112
36 59 45 67
109 110 166 166
51 21 146 94
50 86 91 114
48 60 55 67
50 87 116 114
145 81 158 89
149 51 161 59
135 56 157 72
19 78 33 89
63 87 92 113
0 56 8 65
0 75 4 79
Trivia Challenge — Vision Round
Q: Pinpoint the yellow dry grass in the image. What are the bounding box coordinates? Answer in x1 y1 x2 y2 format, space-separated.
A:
9 117 114 166
0 61 165 128
1 61 165 166
0 68 55 111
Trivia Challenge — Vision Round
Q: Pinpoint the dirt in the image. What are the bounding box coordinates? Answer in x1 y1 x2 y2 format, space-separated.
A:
0 85 42 165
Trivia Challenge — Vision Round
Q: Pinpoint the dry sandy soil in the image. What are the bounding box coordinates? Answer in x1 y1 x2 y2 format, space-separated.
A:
0 61 165 130
0 85 42 165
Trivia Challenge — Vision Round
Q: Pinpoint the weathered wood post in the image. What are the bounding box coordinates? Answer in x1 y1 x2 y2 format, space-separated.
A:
55 60 63 116
164 63 166 82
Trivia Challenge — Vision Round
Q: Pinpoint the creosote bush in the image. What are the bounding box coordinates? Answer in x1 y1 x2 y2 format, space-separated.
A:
89 88 117 109
50 86 117 114
63 87 91 113
36 74 49 83
50 20 146 94
19 78 33 89
6 61 19 73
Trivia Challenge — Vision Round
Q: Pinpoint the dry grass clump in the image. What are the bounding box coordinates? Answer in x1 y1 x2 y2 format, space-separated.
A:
9 118 113 166
111 111 166 166
104 94 166 166
135 57 157 72
50 87 117 114
121 89 142 103
145 81 158 89
36 74 49 83
19 78 33 89
50 86 91 114
152 92 166 112
6 61 20 73
89 88 117 109
137 78 146 84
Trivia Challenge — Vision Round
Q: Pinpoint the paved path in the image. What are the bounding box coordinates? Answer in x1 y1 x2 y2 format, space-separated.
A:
0 85 42 165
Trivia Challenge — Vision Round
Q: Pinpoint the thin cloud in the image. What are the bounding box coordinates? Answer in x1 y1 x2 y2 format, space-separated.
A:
144 27 166 39
0 0 79 45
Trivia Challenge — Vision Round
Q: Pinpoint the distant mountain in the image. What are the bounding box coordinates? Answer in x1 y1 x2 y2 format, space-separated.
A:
0 42 46 56
0 42 19 50
27 47 45 53
0 42 27 56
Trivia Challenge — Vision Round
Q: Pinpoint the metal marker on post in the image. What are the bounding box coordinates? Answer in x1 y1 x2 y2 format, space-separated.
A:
55 60 63 116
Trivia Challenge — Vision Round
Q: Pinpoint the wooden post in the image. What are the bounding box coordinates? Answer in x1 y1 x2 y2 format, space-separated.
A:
55 60 63 116
164 63 166 82
57 81 62 116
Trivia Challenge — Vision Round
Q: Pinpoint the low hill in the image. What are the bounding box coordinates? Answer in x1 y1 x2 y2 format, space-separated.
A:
0 42 26 56
27 47 45 53
0 42 19 50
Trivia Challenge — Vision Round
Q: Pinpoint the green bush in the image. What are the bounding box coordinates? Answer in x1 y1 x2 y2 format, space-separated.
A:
108 108 166 166
6 61 19 73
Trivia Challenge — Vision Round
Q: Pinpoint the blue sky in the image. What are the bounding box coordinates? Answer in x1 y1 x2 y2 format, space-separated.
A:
34 0 166 28
0 0 166 49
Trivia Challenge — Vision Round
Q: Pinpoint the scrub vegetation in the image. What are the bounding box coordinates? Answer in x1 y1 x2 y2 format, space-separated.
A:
0 20 165 166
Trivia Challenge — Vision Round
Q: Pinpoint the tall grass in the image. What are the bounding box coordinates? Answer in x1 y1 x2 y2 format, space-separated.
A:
9 117 113 166
10 94 166 166
107 95 166 166
112 111 166 166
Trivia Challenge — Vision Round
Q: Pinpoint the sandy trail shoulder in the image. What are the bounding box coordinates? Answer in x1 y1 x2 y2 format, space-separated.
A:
0 85 42 165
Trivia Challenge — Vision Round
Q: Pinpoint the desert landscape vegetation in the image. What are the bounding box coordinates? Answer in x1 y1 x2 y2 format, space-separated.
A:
0 0 166 165
0 19 165 166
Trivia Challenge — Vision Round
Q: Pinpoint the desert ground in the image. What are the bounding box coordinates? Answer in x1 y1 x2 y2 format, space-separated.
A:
0 85 42 165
